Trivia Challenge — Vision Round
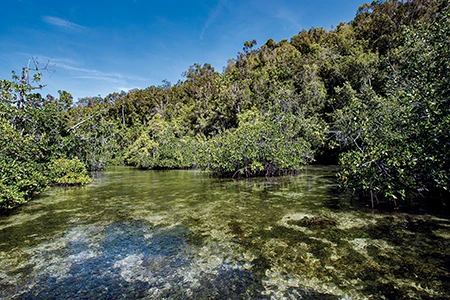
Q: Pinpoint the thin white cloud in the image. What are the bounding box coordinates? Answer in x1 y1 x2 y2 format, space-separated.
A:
117 86 138 92
73 76 126 84
47 57 77 65
55 62 150 84
16 53 152 96
276 8 301 29
200 0 227 40
15 53 76 65
126 74 152 82
42 16 86 30
57 63 110 75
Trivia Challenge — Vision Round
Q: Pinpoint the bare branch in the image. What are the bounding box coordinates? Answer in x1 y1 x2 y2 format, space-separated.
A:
0 95 16 103
69 110 106 131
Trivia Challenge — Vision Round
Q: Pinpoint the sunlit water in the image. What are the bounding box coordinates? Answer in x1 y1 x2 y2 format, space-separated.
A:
0 166 449 299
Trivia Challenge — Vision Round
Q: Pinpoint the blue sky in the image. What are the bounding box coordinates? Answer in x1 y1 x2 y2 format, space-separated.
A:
1 0 367 100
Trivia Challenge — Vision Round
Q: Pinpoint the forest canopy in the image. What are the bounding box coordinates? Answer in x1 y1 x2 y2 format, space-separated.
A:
1 0 449 211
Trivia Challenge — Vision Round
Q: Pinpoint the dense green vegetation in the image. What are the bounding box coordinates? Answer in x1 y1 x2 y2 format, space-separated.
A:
0 63 92 210
1 0 448 211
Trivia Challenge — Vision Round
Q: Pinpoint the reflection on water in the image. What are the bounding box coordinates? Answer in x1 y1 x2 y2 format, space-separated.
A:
0 166 449 299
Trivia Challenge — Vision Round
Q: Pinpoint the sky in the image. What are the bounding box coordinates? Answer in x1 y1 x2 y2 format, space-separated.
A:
0 0 368 101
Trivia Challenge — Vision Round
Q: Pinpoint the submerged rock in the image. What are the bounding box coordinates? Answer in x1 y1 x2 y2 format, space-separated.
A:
288 216 337 229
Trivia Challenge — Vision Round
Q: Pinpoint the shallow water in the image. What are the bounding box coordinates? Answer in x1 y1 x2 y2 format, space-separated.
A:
0 166 449 299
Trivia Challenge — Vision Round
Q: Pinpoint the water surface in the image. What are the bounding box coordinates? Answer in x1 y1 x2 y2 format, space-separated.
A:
0 166 449 299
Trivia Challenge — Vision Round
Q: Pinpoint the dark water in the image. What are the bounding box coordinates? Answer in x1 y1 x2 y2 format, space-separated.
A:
0 166 449 299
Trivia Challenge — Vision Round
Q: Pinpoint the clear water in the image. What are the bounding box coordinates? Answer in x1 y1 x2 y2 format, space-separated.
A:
0 166 449 299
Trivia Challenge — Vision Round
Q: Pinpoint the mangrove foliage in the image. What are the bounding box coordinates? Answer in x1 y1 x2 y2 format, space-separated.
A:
1 0 449 211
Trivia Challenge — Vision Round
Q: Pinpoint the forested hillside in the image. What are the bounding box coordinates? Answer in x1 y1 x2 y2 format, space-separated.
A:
1 0 448 211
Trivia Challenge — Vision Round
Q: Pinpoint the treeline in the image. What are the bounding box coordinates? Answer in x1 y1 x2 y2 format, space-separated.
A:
1 0 448 211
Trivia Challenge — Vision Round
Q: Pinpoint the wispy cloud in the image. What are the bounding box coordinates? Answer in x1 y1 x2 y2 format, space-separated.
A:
126 74 152 82
55 62 150 84
42 16 86 30
47 57 77 65
117 86 139 92
57 63 108 74
57 63 125 84
276 8 301 29
73 76 125 84
200 0 227 40
17 53 152 97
